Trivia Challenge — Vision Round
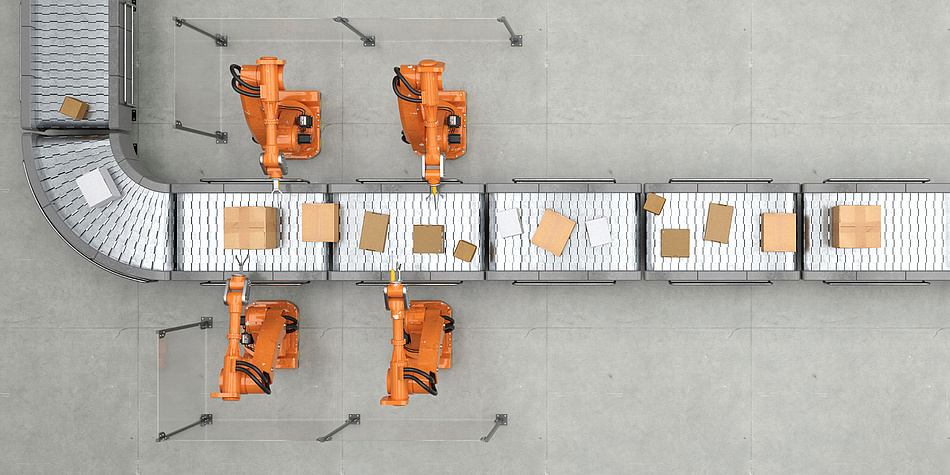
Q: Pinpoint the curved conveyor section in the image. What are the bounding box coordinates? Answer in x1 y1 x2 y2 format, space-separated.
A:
23 133 173 282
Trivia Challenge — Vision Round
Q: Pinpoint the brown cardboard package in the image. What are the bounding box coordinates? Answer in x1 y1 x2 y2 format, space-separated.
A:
301 203 340 242
661 229 690 257
359 211 390 252
832 205 881 249
413 225 445 253
704 203 734 244
761 213 797 252
223 206 279 250
453 240 477 262
531 209 576 256
644 193 666 215
59 97 88 120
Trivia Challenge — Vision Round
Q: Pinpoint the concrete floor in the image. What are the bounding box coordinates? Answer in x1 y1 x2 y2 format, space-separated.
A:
2 0 950 473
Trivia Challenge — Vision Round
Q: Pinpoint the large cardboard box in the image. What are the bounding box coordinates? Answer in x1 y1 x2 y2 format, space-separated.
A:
833 205 881 249
644 193 666 215
301 203 339 242
704 203 734 244
359 211 390 252
223 207 279 250
531 209 576 256
413 225 444 253
585 217 611 247
453 240 477 262
661 229 690 257
497 208 523 238
76 167 120 207
59 97 88 120
762 213 797 252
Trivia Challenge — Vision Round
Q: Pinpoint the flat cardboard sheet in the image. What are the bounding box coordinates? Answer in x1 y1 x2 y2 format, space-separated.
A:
223 206 279 250
413 225 445 253
76 167 120 207
453 240 477 262
359 211 390 252
301 203 339 242
661 229 690 257
704 203 734 244
497 208 523 238
833 205 881 249
762 213 796 252
644 193 666 215
585 217 611 247
531 209 576 256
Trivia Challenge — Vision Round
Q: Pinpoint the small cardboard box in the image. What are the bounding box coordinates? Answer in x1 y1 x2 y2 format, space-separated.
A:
644 193 666 215
704 203 734 244
359 211 390 252
454 240 477 262
59 97 88 120
223 207 279 250
832 205 881 249
531 209 576 256
301 203 339 242
497 208 523 238
76 167 121 207
661 229 690 257
585 217 611 247
413 225 444 253
762 213 797 252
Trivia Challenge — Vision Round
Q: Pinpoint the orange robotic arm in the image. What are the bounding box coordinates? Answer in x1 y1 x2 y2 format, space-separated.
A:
211 274 299 401
381 270 454 406
393 60 467 192
231 57 321 183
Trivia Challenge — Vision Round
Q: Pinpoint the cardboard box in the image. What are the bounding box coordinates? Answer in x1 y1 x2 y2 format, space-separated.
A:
531 209 576 256
585 217 611 247
762 213 797 252
661 229 690 257
223 206 279 250
497 208 523 238
301 203 339 242
359 211 390 252
413 225 444 253
76 167 121 207
832 205 881 249
453 240 477 262
704 203 734 244
59 97 88 120
644 193 666 215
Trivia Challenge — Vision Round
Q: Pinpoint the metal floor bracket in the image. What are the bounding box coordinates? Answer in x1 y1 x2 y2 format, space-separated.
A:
156 413 212 442
317 414 360 442
156 317 213 339
480 414 508 442
174 121 228 144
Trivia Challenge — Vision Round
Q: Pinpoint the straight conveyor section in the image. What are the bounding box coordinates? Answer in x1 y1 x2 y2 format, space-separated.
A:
486 183 641 281
644 183 800 281
801 183 950 281
329 184 486 281
20 0 134 131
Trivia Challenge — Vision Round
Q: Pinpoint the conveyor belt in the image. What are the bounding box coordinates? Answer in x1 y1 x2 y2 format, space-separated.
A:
176 191 332 275
23 134 173 279
801 184 950 280
486 184 640 280
330 184 485 280
643 184 799 280
20 0 133 131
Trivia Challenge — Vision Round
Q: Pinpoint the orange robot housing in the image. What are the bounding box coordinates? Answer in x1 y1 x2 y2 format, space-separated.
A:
230 57 321 179
381 276 454 406
393 60 467 188
211 274 299 402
